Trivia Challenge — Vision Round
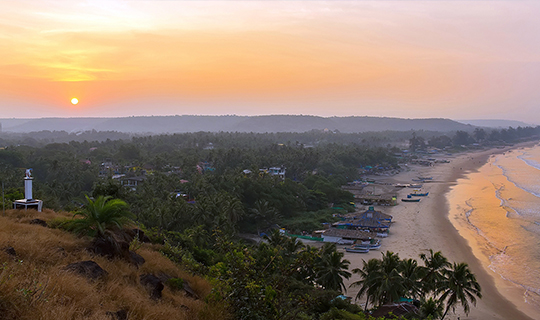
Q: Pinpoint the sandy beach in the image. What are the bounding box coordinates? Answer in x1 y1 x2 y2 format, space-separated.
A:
340 142 539 320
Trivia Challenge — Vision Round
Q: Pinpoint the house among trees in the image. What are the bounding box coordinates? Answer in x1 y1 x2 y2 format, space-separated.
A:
120 175 146 190
259 166 286 179
99 160 120 177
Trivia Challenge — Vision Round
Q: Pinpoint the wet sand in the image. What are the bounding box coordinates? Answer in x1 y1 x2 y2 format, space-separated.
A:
341 143 538 320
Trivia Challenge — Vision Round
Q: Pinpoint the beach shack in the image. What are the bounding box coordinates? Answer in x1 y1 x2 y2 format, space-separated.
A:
321 228 372 244
332 207 392 233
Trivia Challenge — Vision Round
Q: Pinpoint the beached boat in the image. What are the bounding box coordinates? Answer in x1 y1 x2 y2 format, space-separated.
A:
354 239 381 250
412 177 433 182
410 192 429 197
402 198 421 202
409 184 423 188
366 243 381 250
345 247 370 253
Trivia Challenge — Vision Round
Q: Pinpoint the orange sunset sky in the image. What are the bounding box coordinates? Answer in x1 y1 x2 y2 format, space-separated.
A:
1 0 540 123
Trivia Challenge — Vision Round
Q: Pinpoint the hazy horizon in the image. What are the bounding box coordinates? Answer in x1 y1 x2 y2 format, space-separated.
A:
2 1 540 122
0 114 535 126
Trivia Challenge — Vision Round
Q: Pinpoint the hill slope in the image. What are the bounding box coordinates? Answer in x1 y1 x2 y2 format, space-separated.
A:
0 209 229 320
456 119 534 128
0 115 474 134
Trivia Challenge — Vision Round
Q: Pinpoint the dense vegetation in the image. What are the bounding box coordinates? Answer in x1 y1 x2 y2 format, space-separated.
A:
352 250 482 320
0 126 536 319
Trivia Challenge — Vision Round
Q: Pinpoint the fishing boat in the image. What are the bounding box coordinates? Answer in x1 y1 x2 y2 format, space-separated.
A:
366 243 381 250
402 198 421 202
412 176 433 182
409 184 423 188
410 192 429 197
345 247 370 253
354 239 381 250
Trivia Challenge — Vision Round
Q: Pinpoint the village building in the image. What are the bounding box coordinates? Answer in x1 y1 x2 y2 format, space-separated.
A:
320 228 373 243
259 166 286 179
332 207 392 232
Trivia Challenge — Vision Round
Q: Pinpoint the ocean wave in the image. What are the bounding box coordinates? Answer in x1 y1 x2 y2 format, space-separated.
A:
518 153 540 172
489 252 540 304
496 160 540 199
464 198 506 253
492 183 523 219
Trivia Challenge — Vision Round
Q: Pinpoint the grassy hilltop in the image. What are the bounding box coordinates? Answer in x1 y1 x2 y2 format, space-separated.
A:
0 209 229 320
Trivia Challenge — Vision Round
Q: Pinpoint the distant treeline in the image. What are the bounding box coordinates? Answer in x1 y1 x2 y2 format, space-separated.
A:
413 126 540 151
0 126 538 211
0 131 397 229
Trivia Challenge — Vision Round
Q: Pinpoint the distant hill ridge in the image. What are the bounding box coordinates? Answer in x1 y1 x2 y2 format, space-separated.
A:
0 115 475 134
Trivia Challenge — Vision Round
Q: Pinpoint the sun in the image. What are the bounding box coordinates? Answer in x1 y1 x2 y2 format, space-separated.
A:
71 98 79 105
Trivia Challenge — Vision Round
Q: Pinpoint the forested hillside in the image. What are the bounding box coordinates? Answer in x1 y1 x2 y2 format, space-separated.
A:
1 115 474 134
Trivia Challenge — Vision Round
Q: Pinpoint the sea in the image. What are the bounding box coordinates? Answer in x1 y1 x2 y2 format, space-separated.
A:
448 143 540 318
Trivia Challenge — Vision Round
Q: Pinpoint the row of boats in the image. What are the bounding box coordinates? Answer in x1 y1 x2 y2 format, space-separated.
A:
401 191 429 202
345 239 381 253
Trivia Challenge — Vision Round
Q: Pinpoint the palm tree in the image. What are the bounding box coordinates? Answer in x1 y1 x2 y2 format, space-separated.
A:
221 195 244 225
315 244 351 292
400 258 424 299
294 245 319 285
438 262 482 320
72 195 132 238
376 263 405 306
419 297 444 319
420 249 451 296
249 200 281 234
350 251 407 309
350 258 383 310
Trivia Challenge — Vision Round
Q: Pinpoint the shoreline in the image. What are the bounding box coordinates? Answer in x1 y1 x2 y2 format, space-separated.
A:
341 142 538 319
433 143 536 320
444 142 540 320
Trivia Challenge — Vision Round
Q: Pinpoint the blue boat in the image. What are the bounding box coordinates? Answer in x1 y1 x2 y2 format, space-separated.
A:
402 198 421 202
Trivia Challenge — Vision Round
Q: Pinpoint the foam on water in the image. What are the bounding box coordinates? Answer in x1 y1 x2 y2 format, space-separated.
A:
486 146 540 306
496 155 540 199
453 145 540 313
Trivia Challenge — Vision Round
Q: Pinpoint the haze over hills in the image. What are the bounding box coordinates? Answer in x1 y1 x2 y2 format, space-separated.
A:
456 119 534 128
0 115 478 134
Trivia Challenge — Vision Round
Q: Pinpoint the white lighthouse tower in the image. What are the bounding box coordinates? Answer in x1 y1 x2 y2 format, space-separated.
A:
13 169 43 211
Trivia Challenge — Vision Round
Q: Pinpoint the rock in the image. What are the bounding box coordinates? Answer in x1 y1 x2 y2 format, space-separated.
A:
156 272 172 283
89 237 130 260
106 309 128 320
131 229 151 243
129 251 145 267
140 274 164 300
162 275 199 300
182 280 199 300
29 219 48 227
122 229 151 243
3 246 16 256
64 260 108 280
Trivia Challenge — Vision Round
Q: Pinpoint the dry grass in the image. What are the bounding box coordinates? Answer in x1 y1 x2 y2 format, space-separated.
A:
0 209 230 320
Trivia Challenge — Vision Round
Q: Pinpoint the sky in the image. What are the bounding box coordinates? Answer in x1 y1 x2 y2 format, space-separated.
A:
1 0 540 123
